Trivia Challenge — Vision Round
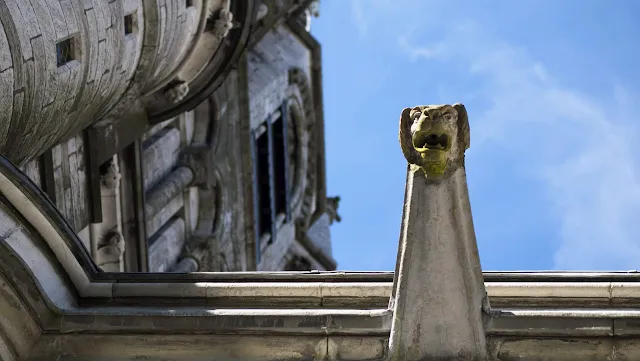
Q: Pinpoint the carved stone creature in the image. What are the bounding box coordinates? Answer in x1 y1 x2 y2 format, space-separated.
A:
399 103 469 179
96 230 125 272
163 78 190 104
389 103 489 361
326 196 341 224
100 159 121 189
207 9 234 39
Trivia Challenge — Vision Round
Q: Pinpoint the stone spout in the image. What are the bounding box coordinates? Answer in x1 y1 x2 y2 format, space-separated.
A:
388 104 489 361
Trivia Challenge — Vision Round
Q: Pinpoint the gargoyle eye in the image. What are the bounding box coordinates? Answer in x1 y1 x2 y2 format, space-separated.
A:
411 111 421 120
442 113 453 121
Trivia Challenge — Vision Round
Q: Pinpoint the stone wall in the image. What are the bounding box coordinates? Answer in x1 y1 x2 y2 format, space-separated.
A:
247 25 311 130
306 213 332 257
0 0 246 166
0 0 146 163
50 134 90 233
5 10 334 274
141 112 196 272
246 24 330 270
205 70 249 271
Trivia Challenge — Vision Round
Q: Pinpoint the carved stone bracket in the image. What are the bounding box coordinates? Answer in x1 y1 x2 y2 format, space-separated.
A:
178 146 209 188
163 78 190 104
95 229 125 272
326 196 341 224
256 2 269 22
99 158 121 190
184 162 224 272
206 8 235 40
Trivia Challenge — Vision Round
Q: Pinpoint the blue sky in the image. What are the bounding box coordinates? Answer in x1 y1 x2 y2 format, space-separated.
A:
312 0 640 271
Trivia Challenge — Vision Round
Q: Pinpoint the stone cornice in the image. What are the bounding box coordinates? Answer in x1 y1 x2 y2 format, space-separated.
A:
5 154 640 359
5 149 640 301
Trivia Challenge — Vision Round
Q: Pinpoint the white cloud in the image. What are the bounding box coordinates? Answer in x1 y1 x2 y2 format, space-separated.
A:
357 1 640 269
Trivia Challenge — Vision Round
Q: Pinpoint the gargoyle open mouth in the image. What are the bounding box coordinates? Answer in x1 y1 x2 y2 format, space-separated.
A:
413 132 451 152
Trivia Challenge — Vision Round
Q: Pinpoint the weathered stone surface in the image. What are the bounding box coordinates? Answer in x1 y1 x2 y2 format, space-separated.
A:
0 0 252 166
389 104 488 361
306 213 332 257
0 1 332 278
51 134 89 232
148 216 186 272
144 166 194 218
203 70 249 272
142 125 182 191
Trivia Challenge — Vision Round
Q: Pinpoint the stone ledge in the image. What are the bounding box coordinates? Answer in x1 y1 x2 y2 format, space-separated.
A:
30 335 388 361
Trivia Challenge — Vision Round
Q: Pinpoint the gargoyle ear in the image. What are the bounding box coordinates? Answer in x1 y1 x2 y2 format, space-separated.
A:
453 103 470 150
399 107 421 165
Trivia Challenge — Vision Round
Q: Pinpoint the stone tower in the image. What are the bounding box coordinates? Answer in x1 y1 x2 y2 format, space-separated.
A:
0 0 335 273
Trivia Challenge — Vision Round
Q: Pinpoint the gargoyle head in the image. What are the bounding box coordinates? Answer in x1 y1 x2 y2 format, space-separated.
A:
399 103 470 178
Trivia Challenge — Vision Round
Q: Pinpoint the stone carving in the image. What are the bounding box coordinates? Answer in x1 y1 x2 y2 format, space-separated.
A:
288 68 317 228
163 79 190 104
389 103 489 361
326 196 341 224
295 0 320 31
185 164 224 272
287 103 300 194
96 230 125 271
399 103 469 179
178 147 209 187
100 159 121 190
256 2 269 22
309 0 320 17
207 9 235 39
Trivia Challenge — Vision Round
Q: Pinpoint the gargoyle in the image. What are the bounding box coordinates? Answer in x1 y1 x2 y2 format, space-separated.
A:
399 103 469 179
389 103 488 361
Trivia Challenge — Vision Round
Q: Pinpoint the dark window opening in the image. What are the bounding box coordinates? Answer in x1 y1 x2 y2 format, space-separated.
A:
124 14 135 35
271 115 288 217
255 131 272 238
56 37 76 67
252 104 293 264
186 0 193 7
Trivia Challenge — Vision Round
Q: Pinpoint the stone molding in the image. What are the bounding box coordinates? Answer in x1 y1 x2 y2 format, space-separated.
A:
5 154 640 359
5 153 640 300
287 67 316 229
